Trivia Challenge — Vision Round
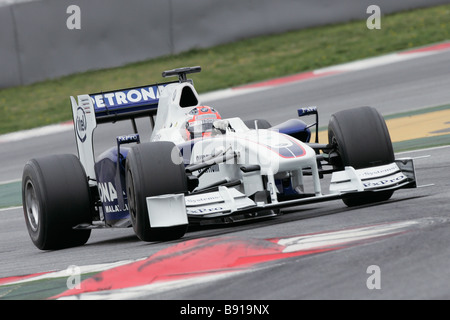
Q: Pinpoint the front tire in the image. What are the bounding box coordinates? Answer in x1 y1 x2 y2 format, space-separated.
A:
328 106 395 207
22 154 92 250
125 142 189 242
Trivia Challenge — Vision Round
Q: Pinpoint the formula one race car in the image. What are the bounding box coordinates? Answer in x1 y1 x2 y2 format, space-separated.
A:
22 66 419 250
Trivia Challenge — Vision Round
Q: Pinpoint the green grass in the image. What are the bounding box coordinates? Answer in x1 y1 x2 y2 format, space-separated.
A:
0 181 21 208
0 4 449 134
0 273 98 300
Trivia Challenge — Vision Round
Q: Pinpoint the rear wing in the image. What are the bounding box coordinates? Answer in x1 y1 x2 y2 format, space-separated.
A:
70 66 202 182
92 82 179 124
86 82 177 124
70 81 175 182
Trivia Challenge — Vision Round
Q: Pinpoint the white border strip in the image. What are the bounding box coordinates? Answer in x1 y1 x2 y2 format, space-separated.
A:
0 122 73 144
0 206 22 213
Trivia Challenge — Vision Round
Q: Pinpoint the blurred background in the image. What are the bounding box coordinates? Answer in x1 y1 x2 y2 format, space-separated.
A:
1 0 448 87
0 0 449 133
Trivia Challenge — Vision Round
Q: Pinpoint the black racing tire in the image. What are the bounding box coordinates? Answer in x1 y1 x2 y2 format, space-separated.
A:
125 141 189 242
244 119 272 129
328 106 395 207
22 154 92 250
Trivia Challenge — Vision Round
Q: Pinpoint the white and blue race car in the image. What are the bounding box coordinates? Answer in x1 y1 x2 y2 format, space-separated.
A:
22 67 418 250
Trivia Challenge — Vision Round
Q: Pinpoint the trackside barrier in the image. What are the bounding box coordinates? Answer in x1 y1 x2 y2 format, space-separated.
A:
1 0 448 88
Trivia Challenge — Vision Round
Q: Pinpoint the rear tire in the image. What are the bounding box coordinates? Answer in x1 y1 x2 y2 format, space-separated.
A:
22 155 92 250
125 142 189 242
328 106 395 207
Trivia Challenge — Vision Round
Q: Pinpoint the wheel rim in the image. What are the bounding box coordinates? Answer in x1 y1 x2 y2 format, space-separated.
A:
25 180 39 232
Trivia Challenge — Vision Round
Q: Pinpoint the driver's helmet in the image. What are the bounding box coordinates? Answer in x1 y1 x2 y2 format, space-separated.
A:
184 106 222 140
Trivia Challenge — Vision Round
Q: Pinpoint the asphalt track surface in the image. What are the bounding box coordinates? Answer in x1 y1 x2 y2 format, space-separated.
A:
1 48 450 300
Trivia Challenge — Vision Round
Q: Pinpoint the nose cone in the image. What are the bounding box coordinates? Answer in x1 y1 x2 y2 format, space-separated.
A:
238 130 316 174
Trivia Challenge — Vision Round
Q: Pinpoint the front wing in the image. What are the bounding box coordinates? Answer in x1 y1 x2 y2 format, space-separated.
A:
146 158 418 226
